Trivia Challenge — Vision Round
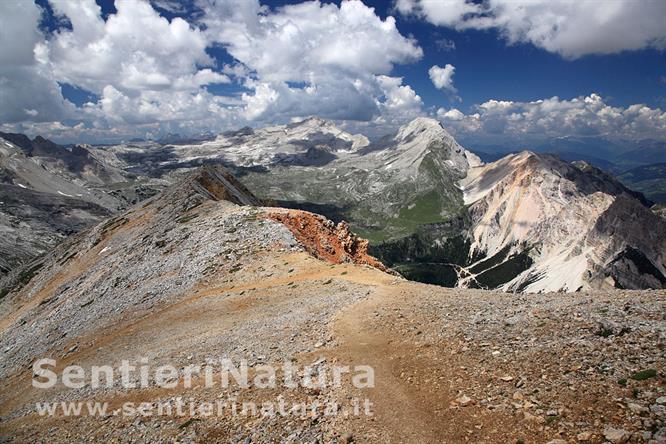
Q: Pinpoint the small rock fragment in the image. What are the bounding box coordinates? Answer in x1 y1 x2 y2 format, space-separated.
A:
576 431 593 441
627 402 648 415
456 395 472 407
603 426 630 444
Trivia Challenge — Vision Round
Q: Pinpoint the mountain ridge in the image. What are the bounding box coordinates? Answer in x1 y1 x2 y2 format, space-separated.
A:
1 164 664 443
1 117 664 292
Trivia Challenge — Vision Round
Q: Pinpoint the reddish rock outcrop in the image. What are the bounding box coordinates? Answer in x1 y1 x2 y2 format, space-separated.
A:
267 209 390 272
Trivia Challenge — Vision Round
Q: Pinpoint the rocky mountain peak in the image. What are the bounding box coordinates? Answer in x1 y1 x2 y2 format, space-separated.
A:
178 164 262 207
375 117 481 178
286 116 341 135
460 150 665 292
505 151 652 206
395 117 450 143
30 135 63 157
0 132 67 158
290 116 328 127
281 117 369 151
0 132 33 155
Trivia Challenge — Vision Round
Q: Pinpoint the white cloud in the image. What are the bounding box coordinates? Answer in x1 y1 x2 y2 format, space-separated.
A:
428 64 456 92
241 78 379 122
376 75 423 125
0 0 42 66
204 0 422 83
0 0 238 139
395 0 481 27
0 0 427 140
203 0 423 124
436 93 666 142
47 0 227 94
437 107 464 121
0 1 76 123
398 0 666 59
377 76 422 111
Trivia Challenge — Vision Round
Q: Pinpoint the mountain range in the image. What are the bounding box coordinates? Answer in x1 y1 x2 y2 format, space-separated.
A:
1 117 664 292
1 161 664 442
0 132 167 278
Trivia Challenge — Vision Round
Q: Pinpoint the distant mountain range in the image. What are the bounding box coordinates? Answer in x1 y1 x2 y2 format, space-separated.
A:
0 133 165 277
1 118 664 292
468 136 666 170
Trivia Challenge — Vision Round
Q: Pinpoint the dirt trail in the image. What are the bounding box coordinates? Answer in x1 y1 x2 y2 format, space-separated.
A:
0 253 394 419
331 284 445 442
2 253 664 443
328 280 536 443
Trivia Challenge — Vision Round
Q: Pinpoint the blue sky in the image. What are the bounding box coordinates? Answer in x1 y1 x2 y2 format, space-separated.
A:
364 0 666 110
392 28 666 110
80 0 666 110
1 0 665 144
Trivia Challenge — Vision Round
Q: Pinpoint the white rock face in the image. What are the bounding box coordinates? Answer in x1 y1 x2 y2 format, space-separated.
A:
368 117 481 177
460 151 666 292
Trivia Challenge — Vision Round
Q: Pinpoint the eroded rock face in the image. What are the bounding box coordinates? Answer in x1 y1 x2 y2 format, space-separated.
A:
267 209 389 272
187 164 262 206
460 152 666 292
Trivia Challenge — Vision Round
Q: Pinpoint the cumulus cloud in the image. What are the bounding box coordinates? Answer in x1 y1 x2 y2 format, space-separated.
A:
204 0 422 83
0 0 239 140
397 0 666 59
376 75 423 123
436 93 666 142
47 0 230 93
428 64 456 92
0 1 76 123
202 0 423 124
241 79 379 122
0 0 426 140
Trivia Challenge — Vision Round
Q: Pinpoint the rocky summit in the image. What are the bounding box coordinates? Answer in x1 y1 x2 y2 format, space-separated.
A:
460 151 666 292
0 165 664 443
